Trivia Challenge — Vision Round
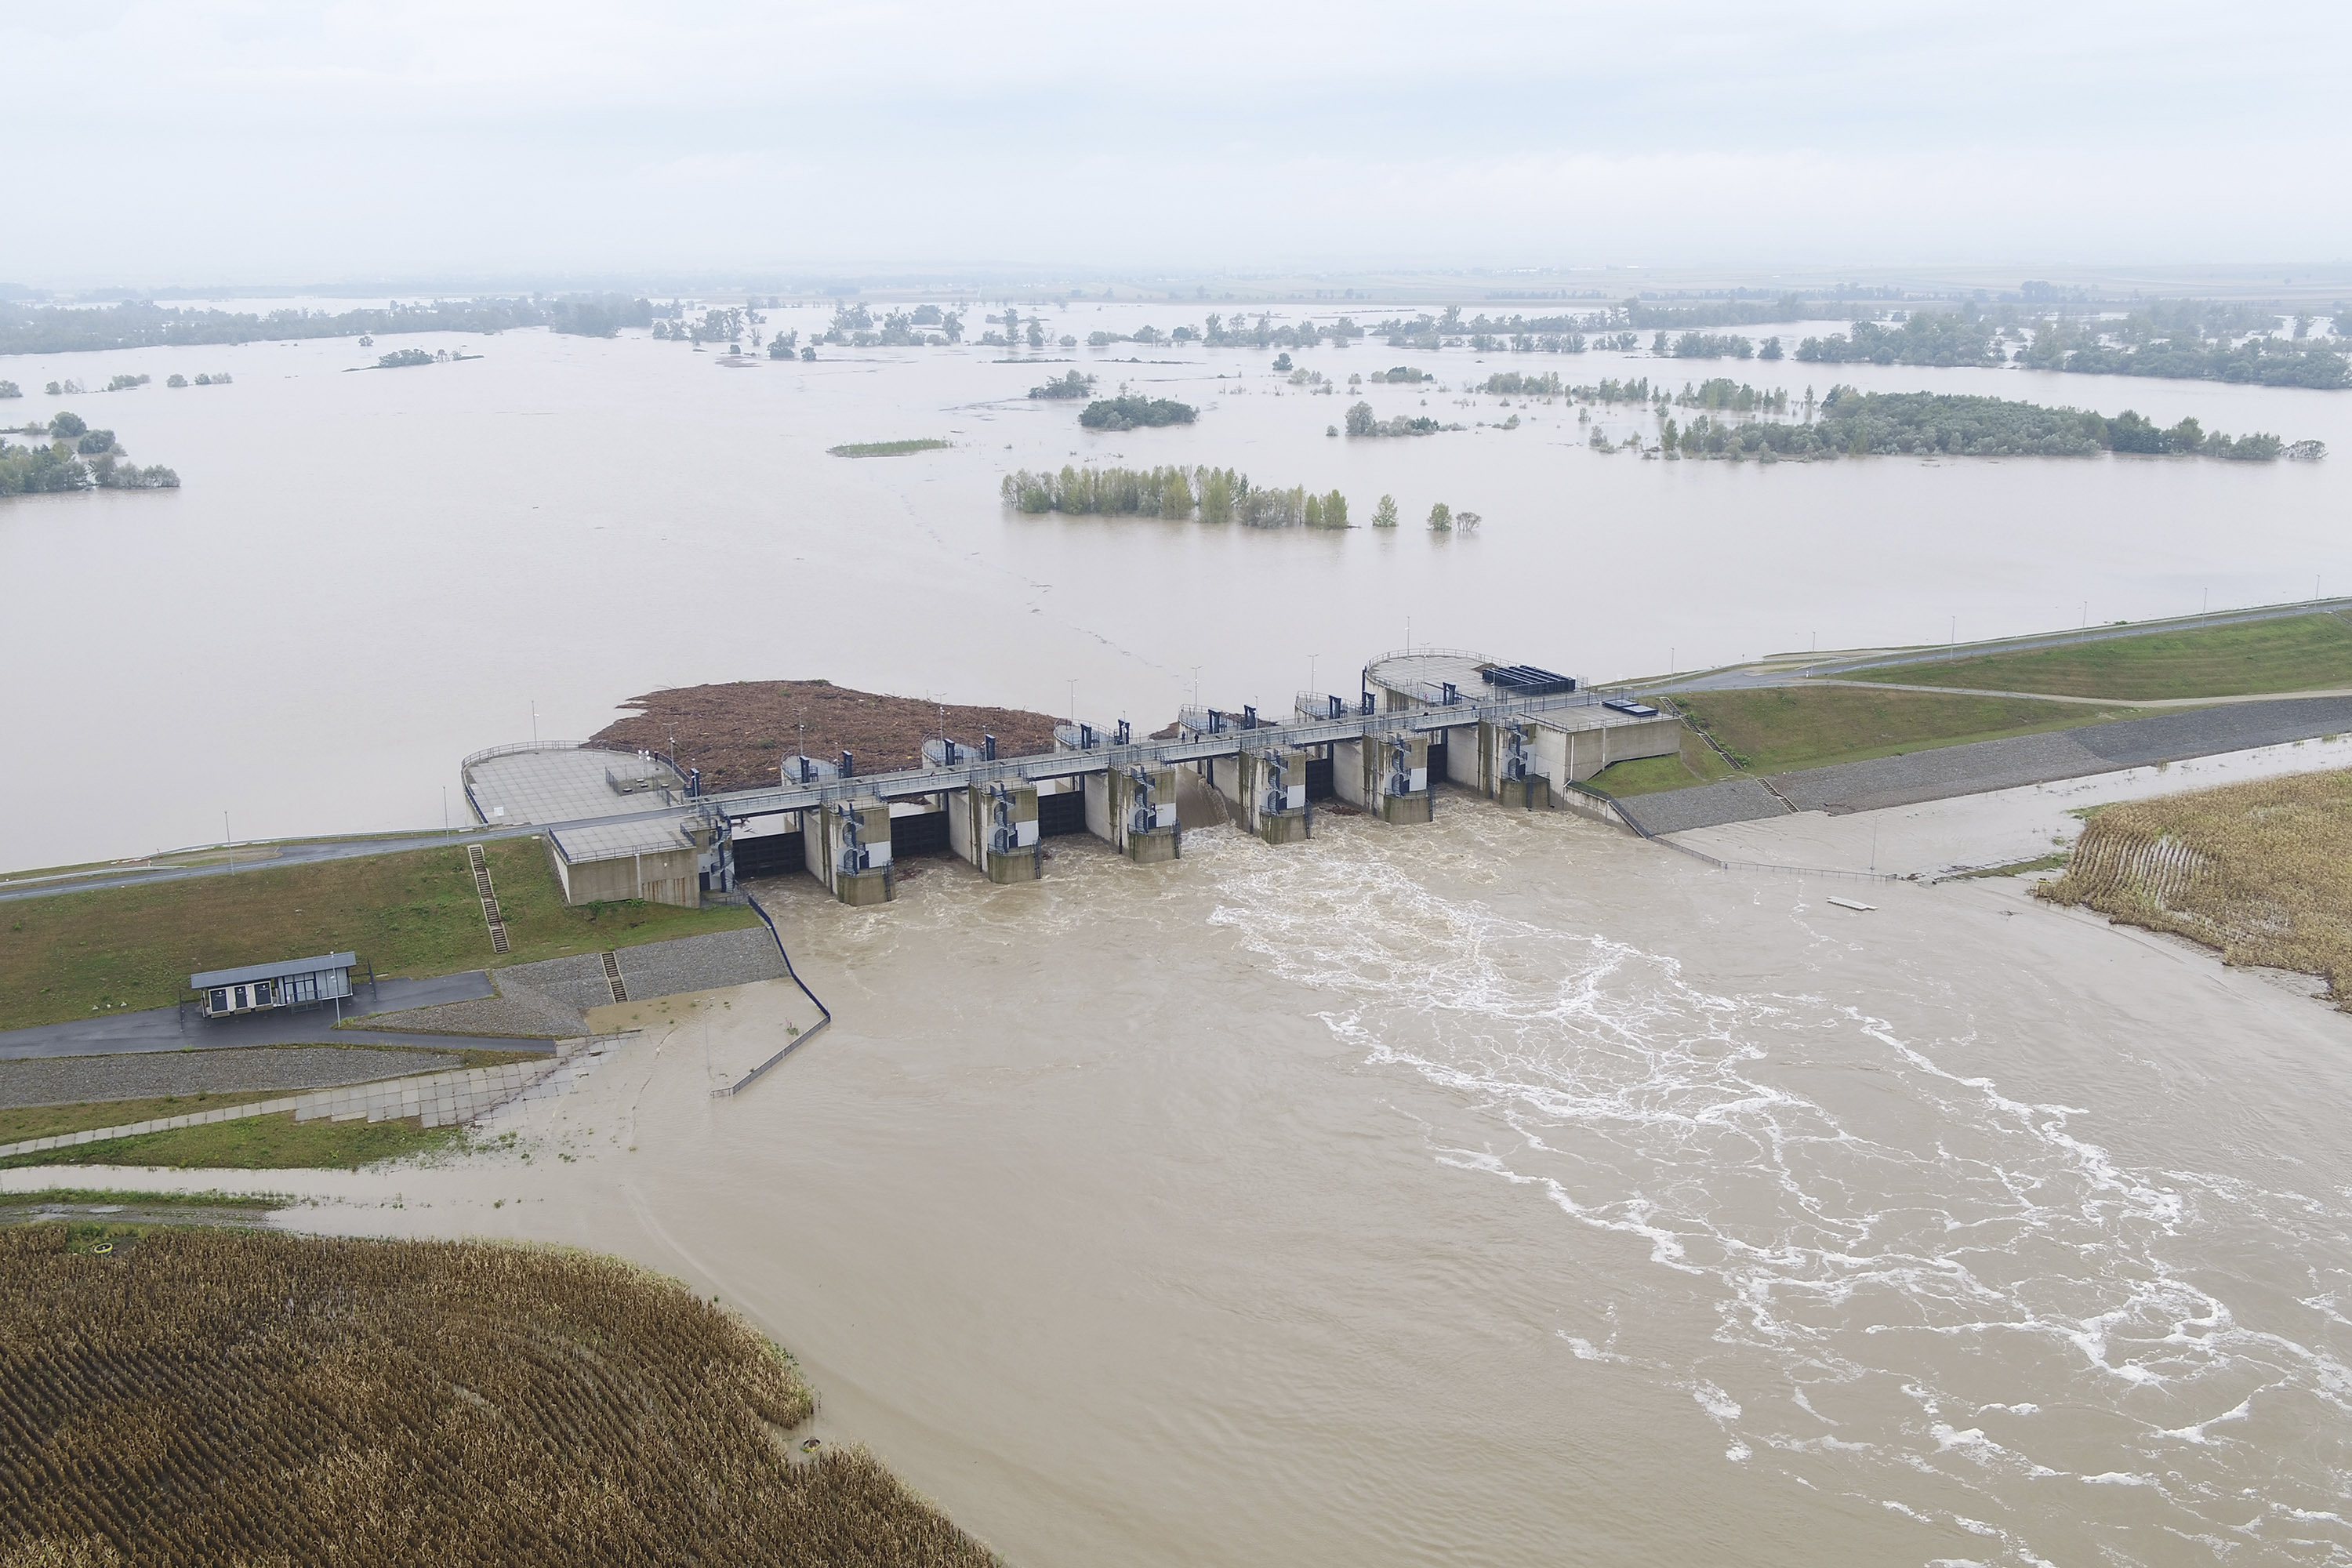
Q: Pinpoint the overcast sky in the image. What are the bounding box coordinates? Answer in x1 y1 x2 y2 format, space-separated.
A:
6 0 2349 286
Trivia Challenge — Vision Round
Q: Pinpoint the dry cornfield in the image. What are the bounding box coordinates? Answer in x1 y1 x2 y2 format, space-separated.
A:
2036 766 2352 1007
0 1227 1000 1567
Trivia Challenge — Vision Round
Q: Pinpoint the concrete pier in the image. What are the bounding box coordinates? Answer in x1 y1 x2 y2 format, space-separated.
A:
1088 762 1181 862
1334 729 1432 824
1479 720 1554 811
1214 746 1312 844
954 781 1041 883
808 800 893 905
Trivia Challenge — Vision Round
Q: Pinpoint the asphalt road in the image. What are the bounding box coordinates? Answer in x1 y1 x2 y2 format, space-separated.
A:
0 971 511 1062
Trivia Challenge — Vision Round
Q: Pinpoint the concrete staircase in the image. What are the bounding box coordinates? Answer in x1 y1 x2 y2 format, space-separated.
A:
467 844 510 954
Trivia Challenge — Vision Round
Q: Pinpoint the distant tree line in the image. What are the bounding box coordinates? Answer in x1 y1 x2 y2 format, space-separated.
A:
1674 379 1786 414
802 301 966 348
1785 303 2350 388
1000 465 1349 528
0 296 602 354
1482 371 1563 396
2017 310 2345 387
1795 314 2003 368
1650 331 1752 360
546 295 657 338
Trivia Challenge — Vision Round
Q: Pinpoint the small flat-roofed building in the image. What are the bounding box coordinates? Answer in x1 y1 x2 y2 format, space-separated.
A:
191 952 357 1019
1363 648 1680 796
546 815 707 908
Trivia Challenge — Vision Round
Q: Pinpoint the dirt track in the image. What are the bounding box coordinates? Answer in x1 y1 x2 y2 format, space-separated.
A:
591 680 1063 792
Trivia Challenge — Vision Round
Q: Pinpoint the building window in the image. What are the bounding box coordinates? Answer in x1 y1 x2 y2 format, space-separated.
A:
209 989 228 1012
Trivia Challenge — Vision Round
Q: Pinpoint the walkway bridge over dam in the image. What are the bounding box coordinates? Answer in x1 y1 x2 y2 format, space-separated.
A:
462 651 1683 908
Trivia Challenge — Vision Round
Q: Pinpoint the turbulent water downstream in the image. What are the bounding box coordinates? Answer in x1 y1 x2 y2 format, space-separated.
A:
64 807 2347 1566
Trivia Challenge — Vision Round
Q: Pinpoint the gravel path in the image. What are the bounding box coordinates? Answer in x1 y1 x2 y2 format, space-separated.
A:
615 927 787 999
497 953 618 1014
362 970 589 1039
1771 698 2352 815
1616 779 1791 835
0 1045 463 1109
1772 731 2107 815
1624 696 2352 833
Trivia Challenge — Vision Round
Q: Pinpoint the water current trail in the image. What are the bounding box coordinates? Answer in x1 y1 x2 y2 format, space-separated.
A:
1198 813 2352 1565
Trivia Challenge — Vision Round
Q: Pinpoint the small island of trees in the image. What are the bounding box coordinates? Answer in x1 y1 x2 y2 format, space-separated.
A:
0 408 180 495
1652 386 2321 462
357 347 481 370
1029 370 1095 400
1344 401 1457 437
1078 395 1196 430
1001 465 1348 528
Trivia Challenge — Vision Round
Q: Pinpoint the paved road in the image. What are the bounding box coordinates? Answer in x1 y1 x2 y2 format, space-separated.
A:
1616 695 2352 837
0 971 509 1062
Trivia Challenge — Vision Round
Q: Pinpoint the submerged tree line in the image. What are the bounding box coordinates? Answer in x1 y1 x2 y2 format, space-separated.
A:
1791 304 2347 387
0 295 668 354
1647 387 2322 462
1001 465 1350 528
0 410 179 495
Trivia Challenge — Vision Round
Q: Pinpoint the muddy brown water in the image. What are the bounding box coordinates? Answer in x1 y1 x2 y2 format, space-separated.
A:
165 805 2352 1566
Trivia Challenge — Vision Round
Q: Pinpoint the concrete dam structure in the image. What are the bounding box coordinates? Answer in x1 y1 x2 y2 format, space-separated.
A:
459 650 1681 907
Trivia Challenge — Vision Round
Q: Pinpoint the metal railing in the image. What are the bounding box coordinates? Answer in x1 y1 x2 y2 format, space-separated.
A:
712 891 833 1097
703 688 1620 822
459 739 604 771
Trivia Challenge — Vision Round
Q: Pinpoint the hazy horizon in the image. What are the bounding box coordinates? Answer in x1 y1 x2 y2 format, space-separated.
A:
6 0 2350 286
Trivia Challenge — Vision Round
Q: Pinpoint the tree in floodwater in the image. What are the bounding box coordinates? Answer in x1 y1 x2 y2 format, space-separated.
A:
1370 494 1399 528
1029 370 1095 400
1428 502 1452 531
1078 396 1196 430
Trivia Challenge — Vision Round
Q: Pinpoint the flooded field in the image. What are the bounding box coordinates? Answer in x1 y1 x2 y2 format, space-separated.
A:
3 301 2348 868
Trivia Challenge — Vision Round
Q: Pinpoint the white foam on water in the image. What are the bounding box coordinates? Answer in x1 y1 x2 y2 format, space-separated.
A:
1199 815 2352 1565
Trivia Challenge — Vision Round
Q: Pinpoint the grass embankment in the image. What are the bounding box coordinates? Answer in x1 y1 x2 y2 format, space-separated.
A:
2 1187 282 1210
1673 687 2146 775
0 839 757 1032
1849 611 2352 700
3 1094 273 1144
828 437 949 456
2036 768 2352 1006
0 1229 996 1566
0 1111 461 1171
